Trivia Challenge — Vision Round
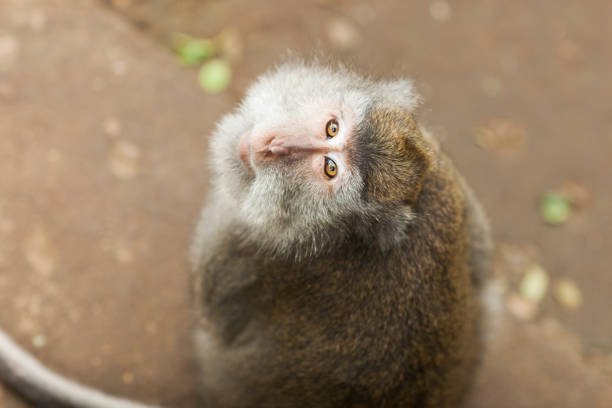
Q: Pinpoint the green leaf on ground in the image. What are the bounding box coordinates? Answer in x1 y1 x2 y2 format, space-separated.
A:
540 192 572 225
178 38 215 66
198 59 231 94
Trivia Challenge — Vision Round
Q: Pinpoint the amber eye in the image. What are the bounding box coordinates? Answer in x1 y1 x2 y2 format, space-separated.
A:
324 157 338 178
326 119 339 138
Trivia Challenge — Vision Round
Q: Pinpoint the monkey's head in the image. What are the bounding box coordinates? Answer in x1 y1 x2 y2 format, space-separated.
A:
210 61 437 259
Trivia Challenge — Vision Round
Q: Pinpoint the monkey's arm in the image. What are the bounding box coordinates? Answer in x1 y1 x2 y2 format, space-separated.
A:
0 329 164 408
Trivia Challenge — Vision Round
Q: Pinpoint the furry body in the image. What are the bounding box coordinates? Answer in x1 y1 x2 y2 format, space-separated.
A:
193 158 488 407
191 61 491 408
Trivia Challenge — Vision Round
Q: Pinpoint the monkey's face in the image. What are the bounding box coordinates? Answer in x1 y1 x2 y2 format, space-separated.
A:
209 61 430 258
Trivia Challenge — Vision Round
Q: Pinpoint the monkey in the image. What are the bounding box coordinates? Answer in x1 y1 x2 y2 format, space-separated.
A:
0 60 492 408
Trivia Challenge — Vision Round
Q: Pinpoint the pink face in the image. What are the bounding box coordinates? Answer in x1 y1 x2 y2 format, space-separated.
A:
238 107 355 193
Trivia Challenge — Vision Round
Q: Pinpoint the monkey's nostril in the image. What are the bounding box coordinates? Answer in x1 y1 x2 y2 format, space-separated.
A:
251 135 289 163
269 145 289 155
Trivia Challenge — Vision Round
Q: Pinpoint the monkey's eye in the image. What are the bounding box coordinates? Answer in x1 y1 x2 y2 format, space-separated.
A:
324 157 338 178
326 119 339 138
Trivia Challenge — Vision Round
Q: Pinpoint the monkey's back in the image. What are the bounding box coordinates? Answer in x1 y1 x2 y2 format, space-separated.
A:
193 156 489 408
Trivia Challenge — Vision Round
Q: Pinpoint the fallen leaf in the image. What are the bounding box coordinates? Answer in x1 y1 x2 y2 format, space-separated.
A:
506 292 538 320
557 180 592 212
122 372 135 384
113 244 133 264
198 59 231 94
32 334 47 348
540 192 572 225
23 228 56 277
217 27 243 62
28 9 47 31
494 243 538 277
429 0 452 22
178 38 215 66
327 18 361 51
90 357 103 368
102 117 122 137
46 148 62 164
108 140 141 179
553 278 582 310
0 35 19 72
481 75 503 97
474 118 527 157
110 59 128 76
519 264 549 303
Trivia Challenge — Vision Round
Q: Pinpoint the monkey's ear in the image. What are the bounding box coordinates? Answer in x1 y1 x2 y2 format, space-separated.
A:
379 79 421 112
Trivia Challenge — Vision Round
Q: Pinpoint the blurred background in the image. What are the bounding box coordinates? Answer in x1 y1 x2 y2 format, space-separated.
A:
0 0 610 407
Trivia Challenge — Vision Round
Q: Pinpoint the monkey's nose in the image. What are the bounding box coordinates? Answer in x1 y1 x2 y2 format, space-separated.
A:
250 133 330 164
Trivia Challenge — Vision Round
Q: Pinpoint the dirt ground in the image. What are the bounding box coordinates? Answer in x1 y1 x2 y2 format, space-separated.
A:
0 0 611 407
